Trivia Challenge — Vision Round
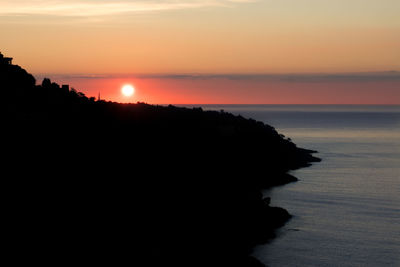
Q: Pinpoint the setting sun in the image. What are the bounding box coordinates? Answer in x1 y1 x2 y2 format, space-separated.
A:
2 0 400 265
121 84 135 97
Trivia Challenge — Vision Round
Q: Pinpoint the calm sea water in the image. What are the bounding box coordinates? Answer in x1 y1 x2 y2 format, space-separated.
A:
195 105 400 267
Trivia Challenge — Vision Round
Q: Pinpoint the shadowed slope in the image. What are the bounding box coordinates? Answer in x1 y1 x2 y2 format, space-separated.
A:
2 54 320 266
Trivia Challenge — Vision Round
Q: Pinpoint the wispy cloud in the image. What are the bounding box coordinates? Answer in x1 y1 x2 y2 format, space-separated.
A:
0 0 256 17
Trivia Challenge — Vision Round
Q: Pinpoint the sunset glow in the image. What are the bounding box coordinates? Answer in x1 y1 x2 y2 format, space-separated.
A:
1 0 399 104
2 3 400 265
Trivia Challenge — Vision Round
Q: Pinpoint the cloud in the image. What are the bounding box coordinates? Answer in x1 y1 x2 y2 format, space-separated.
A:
0 0 256 17
40 71 400 83
127 71 400 83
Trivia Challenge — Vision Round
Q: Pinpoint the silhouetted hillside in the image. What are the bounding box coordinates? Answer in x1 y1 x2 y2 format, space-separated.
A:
2 53 320 266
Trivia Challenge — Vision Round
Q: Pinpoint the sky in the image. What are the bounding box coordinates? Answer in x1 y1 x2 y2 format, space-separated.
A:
1 0 400 104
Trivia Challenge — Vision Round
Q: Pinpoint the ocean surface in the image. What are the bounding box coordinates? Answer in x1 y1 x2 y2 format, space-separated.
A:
193 105 400 267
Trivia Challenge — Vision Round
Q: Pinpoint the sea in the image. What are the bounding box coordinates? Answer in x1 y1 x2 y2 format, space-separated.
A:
190 105 400 267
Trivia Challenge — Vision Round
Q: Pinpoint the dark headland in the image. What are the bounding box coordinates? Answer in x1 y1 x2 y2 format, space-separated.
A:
1 52 320 266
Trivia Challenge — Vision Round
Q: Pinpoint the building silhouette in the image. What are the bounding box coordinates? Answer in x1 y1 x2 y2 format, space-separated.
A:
0 52 13 65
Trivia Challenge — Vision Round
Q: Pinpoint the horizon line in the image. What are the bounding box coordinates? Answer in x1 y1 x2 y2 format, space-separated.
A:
133 103 400 106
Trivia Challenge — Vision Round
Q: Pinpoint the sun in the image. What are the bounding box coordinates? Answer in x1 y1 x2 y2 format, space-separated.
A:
121 84 135 97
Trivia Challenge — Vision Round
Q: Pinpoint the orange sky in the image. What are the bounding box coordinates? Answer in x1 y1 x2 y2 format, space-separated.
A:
1 0 399 104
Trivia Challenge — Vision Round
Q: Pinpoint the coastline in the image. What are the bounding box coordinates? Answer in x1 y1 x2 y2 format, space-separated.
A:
250 106 400 266
245 151 320 266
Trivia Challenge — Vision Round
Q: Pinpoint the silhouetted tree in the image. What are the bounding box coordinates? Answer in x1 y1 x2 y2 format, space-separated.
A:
42 78 51 88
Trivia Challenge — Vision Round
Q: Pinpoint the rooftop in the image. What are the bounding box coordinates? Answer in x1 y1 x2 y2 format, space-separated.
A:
0 52 13 64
